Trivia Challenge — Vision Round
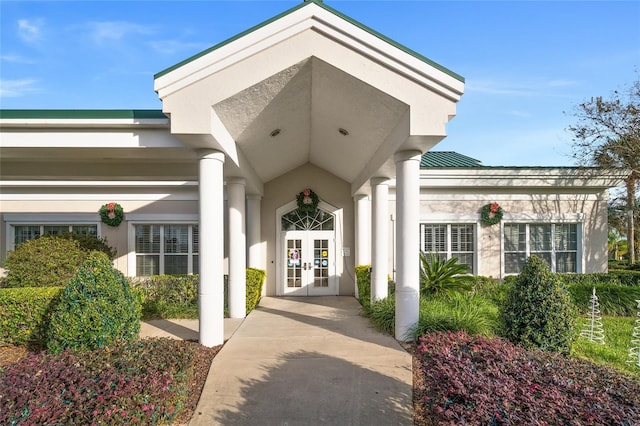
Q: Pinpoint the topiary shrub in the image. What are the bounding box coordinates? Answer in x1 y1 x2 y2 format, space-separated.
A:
3 236 87 288
46 251 142 354
501 255 576 354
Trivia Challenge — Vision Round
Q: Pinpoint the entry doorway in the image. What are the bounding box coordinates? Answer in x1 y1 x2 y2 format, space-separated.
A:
283 230 335 296
276 202 342 296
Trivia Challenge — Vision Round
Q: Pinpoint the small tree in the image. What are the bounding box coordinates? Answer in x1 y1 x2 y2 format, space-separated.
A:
420 252 473 298
501 256 576 354
567 78 640 263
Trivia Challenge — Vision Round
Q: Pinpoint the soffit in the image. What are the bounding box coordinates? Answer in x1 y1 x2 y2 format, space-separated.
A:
213 57 408 183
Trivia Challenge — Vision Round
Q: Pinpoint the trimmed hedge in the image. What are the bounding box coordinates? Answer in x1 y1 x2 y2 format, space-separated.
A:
2 236 87 288
135 269 265 320
246 268 266 314
355 265 371 310
505 271 640 287
0 287 62 345
135 275 199 319
568 284 640 316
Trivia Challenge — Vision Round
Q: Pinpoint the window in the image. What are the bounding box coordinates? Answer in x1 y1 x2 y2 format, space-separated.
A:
281 209 334 231
420 224 475 273
135 224 199 276
504 223 578 274
14 224 98 246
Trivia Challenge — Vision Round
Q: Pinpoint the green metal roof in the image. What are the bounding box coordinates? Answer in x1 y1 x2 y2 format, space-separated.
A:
154 0 464 83
420 151 484 168
0 110 167 119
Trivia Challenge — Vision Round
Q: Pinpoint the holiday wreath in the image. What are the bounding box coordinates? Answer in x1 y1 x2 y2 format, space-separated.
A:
480 202 503 226
99 202 124 227
296 188 319 214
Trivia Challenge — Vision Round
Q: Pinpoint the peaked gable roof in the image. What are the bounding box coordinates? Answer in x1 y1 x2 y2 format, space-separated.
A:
154 0 463 83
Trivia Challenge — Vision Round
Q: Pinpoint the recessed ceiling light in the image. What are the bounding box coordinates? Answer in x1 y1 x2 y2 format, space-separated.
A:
338 128 349 136
270 129 281 137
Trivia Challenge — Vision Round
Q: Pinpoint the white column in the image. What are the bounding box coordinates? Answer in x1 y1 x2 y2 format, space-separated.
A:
354 194 371 267
198 149 225 347
246 194 263 270
227 177 246 319
354 194 371 298
394 150 422 341
370 178 389 303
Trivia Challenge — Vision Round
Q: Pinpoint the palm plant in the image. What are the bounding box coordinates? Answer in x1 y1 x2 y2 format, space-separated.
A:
419 252 473 298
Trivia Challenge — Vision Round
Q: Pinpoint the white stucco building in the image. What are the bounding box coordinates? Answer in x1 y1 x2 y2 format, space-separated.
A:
0 0 626 345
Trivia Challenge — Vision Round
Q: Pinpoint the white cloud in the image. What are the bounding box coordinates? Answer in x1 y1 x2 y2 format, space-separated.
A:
149 40 209 56
504 110 532 118
468 77 579 97
0 79 40 97
17 19 44 43
85 21 154 44
1 54 37 64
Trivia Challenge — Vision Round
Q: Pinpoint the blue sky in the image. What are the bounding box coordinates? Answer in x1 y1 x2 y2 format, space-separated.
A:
1 0 638 167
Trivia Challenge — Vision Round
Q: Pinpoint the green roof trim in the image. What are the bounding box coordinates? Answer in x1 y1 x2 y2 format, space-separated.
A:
0 110 167 119
154 0 464 83
421 151 484 168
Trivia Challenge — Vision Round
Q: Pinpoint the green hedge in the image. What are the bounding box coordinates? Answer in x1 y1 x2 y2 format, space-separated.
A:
135 275 199 319
504 273 640 316
246 268 266 314
470 276 510 307
557 271 640 287
135 269 265 320
2 237 87 288
567 284 640 316
0 286 62 345
355 265 371 310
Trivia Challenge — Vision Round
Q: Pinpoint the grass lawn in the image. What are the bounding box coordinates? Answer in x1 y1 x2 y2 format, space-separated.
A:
573 316 639 376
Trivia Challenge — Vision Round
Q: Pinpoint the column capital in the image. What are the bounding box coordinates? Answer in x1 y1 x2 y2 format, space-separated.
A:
353 194 370 201
246 193 263 201
227 177 246 186
394 150 422 163
197 149 225 162
370 177 391 186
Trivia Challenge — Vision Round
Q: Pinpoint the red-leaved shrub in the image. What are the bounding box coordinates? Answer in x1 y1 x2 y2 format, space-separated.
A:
0 338 197 425
417 331 640 425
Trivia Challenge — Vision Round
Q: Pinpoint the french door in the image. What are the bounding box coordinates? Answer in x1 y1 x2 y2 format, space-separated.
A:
283 230 336 296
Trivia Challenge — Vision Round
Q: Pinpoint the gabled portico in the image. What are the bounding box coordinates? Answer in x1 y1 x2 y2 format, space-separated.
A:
153 0 464 346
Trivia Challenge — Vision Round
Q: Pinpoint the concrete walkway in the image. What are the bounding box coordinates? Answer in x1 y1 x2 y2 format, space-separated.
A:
189 296 413 426
140 318 244 342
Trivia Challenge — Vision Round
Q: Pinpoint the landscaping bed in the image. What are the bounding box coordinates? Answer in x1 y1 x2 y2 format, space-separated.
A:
0 338 219 425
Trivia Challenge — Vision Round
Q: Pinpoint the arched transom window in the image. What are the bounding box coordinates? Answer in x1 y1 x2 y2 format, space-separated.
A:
281 208 335 231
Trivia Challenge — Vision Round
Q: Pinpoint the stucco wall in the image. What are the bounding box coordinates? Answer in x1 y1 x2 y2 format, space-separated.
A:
262 163 355 296
411 187 609 278
0 197 198 276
